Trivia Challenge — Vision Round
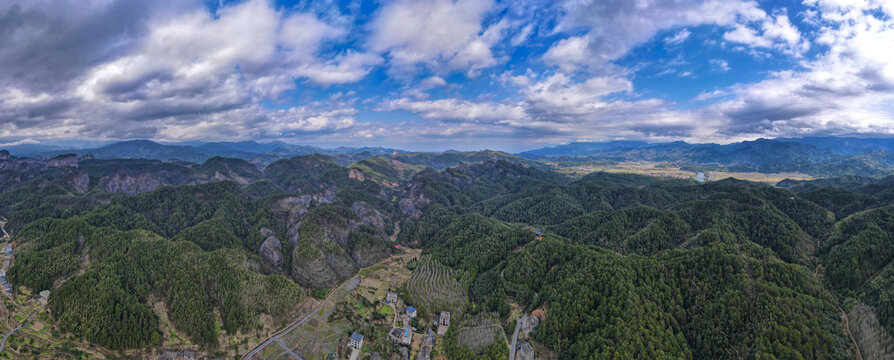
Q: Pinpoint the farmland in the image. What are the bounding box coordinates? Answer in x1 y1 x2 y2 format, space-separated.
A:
551 160 814 183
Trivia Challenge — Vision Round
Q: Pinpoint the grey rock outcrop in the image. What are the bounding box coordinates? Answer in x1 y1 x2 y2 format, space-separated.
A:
398 198 421 219
68 172 90 194
351 201 385 231
258 236 284 271
98 173 167 194
46 154 78 168
348 168 365 181
259 227 275 238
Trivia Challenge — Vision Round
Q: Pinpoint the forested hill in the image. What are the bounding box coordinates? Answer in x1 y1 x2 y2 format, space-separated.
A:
395 162 894 359
1 149 893 358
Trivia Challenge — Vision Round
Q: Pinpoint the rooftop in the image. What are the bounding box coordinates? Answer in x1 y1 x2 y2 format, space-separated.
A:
350 332 363 342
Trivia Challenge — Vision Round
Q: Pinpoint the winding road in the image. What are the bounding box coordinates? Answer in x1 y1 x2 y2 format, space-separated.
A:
508 313 526 360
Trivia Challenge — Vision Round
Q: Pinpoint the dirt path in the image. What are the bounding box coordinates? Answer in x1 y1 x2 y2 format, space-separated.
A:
838 305 863 360
390 303 398 328
813 264 862 360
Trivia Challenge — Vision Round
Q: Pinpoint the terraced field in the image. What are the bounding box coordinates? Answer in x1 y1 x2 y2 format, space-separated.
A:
405 256 467 316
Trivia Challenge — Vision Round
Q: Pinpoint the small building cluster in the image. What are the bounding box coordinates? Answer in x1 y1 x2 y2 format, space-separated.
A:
416 330 437 360
437 311 450 335
0 242 12 296
39 290 50 305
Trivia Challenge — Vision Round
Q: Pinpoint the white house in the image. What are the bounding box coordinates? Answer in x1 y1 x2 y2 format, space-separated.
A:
437 311 450 335
348 332 364 350
385 292 398 304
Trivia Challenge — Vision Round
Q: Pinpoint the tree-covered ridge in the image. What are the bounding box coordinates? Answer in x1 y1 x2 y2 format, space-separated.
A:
498 238 851 359
3 155 401 354
3 150 894 358
394 165 894 359
12 218 304 350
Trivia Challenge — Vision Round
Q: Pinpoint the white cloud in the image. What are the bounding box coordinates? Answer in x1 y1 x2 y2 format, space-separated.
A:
380 98 526 124
3 0 894 148
543 36 592 73
367 0 498 76
0 0 382 142
292 52 384 85
511 24 534 46
665 29 692 44
547 0 769 72
710 59 731 72
723 25 773 47
693 89 729 101
709 1 894 137
723 12 809 55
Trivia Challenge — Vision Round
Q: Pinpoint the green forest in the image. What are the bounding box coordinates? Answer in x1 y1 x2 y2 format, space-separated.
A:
1 153 894 359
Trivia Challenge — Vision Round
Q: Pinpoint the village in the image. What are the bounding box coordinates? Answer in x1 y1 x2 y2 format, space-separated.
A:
0 216 13 297
244 246 543 360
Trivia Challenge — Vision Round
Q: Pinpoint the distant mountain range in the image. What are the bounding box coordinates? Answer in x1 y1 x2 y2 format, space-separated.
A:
4 140 406 167
520 137 894 177
4 136 894 177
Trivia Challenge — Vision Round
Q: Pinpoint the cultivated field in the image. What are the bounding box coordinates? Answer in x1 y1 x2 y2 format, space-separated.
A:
553 161 698 179
405 256 467 316
704 170 813 183
551 161 814 184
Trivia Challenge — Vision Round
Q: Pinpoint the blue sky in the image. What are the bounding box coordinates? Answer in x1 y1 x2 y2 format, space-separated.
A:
1 0 893 152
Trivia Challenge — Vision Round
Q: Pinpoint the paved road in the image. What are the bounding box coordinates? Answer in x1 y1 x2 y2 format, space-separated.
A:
0 301 44 354
508 313 526 360
242 276 359 360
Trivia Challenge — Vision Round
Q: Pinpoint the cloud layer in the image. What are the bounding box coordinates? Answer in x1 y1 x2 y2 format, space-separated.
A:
1 0 893 150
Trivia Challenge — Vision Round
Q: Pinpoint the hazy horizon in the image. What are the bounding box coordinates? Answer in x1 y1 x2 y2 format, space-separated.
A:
5 135 894 155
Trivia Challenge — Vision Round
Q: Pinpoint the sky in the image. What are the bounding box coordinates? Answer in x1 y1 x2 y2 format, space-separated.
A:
1 0 893 152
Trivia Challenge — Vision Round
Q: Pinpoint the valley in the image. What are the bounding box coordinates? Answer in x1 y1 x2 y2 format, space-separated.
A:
550 160 815 183
5 0 894 357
